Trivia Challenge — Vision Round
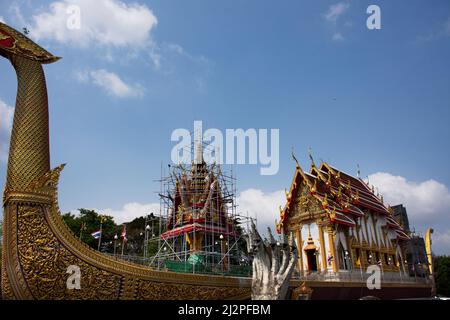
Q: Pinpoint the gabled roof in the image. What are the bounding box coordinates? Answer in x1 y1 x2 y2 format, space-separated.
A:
278 162 358 232
277 161 410 241
320 163 390 215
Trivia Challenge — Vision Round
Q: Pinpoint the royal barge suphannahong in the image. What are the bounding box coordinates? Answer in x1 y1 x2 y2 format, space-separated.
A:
0 21 433 300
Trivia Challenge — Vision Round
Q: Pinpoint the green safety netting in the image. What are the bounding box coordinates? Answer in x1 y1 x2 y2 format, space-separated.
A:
164 257 251 276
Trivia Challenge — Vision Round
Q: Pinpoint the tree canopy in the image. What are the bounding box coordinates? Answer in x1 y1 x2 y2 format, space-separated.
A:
61 209 161 256
435 255 450 297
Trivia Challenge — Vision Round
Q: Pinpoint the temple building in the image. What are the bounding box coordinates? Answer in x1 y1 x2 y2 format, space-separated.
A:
157 142 248 274
277 159 411 276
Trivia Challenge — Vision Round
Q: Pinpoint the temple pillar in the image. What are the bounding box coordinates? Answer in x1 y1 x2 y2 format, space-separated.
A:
345 232 354 270
328 226 338 272
295 228 304 275
318 224 327 273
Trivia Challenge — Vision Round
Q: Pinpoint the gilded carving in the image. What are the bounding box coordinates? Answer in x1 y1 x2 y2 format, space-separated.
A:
17 205 122 300
288 185 323 227
136 280 249 300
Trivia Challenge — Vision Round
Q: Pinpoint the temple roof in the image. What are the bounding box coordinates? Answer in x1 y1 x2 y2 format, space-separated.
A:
277 160 410 241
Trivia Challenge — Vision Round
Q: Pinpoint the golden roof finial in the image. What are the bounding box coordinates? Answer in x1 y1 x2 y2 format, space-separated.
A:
291 148 300 169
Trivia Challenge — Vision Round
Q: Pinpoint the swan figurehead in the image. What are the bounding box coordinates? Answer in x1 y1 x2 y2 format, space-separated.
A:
0 21 60 63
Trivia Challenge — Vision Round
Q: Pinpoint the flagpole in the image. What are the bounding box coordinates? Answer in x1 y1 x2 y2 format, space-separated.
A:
121 224 126 257
98 220 103 251
98 215 106 251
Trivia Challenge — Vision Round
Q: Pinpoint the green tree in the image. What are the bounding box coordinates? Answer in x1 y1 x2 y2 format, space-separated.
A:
435 255 450 297
123 216 164 257
62 209 118 252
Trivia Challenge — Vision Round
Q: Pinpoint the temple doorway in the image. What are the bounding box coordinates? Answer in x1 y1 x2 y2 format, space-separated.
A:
305 249 318 272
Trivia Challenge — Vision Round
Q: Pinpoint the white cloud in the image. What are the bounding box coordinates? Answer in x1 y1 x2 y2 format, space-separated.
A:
75 69 144 98
324 2 350 23
9 2 26 27
0 16 5 23
99 202 160 225
69 202 159 225
368 172 450 224
332 32 344 41
236 189 285 235
0 98 14 162
368 172 450 255
18 0 207 80
323 2 350 41
432 229 450 255
30 0 157 48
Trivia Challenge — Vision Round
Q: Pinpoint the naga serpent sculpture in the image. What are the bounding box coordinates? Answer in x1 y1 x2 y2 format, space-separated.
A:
0 22 252 300
246 222 297 300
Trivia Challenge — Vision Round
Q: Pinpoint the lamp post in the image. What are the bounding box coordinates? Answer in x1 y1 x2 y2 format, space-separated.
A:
219 234 224 272
144 224 151 260
114 234 118 257
144 212 155 261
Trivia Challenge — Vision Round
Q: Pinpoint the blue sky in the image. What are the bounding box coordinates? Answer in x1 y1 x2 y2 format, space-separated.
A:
1 0 450 253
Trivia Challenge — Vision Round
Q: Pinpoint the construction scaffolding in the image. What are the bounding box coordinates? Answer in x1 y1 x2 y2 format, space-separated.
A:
143 140 253 276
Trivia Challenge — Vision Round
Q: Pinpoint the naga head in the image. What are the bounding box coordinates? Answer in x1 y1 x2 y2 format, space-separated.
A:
245 220 264 255
0 21 60 63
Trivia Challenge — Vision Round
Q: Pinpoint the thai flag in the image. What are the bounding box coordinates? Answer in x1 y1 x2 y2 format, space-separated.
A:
121 225 127 242
91 230 101 239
